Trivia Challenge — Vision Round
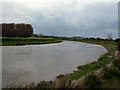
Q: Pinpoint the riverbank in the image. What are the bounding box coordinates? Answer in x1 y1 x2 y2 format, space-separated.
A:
47 39 118 88
66 39 116 80
65 39 120 88
2 39 120 89
1 37 62 46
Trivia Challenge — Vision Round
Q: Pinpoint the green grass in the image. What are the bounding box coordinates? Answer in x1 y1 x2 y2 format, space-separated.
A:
102 78 120 88
1 37 62 46
66 39 116 80
103 58 120 87
84 72 102 88
65 39 120 88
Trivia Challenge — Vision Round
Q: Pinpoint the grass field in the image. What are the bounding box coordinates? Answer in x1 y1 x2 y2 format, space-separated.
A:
1 37 62 46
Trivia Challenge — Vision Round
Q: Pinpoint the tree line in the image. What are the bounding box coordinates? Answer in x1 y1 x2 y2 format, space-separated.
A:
0 23 33 37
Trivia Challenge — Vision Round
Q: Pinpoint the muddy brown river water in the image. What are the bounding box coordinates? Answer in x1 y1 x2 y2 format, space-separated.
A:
2 41 107 87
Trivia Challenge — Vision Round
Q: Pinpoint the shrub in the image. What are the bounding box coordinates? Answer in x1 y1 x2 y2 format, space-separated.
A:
36 81 53 89
54 76 72 88
112 59 120 69
103 66 114 80
84 72 102 89
103 66 120 80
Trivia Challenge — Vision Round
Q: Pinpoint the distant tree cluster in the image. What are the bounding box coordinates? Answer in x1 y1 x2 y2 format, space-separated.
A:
1 23 33 37
106 33 113 40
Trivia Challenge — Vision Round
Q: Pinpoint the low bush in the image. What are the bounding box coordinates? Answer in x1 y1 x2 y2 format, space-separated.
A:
36 81 53 89
103 66 114 80
84 72 102 89
103 66 120 80
54 76 72 88
112 59 120 69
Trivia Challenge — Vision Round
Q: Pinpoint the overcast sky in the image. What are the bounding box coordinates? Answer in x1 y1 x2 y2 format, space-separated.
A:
0 0 119 38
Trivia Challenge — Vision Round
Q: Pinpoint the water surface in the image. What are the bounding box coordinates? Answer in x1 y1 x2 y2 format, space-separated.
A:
2 41 107 87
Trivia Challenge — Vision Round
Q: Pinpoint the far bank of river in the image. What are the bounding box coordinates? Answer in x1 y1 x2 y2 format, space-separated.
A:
1 37 62 46
2 41 107 88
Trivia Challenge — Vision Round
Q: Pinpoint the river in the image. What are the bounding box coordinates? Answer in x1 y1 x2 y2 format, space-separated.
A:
2 41 107 87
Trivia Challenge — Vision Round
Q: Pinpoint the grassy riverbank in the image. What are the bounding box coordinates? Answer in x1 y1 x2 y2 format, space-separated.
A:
64 39 120 88
1 37 62 46
66 39 116 80
2 39 120 89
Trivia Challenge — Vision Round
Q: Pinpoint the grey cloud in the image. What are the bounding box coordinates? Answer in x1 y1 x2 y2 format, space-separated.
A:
1 2 118 38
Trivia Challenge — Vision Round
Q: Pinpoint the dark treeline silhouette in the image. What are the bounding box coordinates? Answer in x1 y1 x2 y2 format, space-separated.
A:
115 38 120 43
32 34 110 41
1 23 33 37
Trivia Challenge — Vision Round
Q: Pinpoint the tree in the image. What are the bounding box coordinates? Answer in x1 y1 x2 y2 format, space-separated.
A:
1 23 33 37
106 33 113 40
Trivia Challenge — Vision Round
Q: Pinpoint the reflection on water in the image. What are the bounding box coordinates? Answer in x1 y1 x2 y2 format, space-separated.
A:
2 41 107 87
